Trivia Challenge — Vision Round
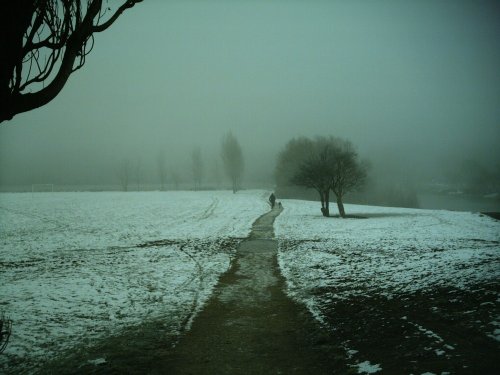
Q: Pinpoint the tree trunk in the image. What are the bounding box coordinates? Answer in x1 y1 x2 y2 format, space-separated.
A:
318 190 325 210
324 189 330 217
337 196 346 218
318 190 329 217
0 1 35 121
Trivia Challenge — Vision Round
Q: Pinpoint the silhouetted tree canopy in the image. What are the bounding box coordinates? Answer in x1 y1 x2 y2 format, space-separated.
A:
281 136 367 217
0 0 142 123
275 137 316 189
292 143 336 217
328 139 367 217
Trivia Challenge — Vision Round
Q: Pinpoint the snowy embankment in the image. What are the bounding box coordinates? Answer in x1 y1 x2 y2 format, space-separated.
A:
0 190 268 373
275 199 500 373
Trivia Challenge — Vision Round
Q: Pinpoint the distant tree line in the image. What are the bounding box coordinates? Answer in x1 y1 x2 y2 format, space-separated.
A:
116 131 244 193
446 159 500 196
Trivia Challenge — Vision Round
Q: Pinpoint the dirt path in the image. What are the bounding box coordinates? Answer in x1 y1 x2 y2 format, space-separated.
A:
151 207 346 374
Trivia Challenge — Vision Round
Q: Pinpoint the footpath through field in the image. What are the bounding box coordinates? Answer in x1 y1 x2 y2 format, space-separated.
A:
152 206 345 374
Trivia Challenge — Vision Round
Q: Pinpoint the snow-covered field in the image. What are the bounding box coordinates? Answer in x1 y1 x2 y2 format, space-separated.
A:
0 190 268 373
1 192 498 373
275 199 500 373
276 201 499 300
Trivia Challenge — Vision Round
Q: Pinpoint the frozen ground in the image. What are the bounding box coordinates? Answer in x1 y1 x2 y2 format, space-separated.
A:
2 192 499 374
275 201 499 299
275 200 500 373
0 190 268 374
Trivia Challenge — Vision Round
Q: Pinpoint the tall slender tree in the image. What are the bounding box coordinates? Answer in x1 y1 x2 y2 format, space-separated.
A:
134 158 142 191
117 159 131 191
191 147 203 190
157 150 167 191
212 159 222 189
221 132 244 193
170 167 180 190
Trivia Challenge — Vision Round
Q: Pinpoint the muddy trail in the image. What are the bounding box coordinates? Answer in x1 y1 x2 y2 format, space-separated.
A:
41 207 347 374
151 206 346 374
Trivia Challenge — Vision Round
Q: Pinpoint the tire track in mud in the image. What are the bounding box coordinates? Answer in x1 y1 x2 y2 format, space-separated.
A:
174 243 204 333
137 237 234 334
198 197 219 220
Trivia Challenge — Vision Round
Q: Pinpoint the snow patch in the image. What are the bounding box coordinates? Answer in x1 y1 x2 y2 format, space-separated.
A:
356 360 382 374
87 358 106 366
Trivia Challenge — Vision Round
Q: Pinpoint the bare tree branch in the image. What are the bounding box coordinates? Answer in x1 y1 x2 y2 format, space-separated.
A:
93 0 142 33
0 0 142 124
289 136 367 217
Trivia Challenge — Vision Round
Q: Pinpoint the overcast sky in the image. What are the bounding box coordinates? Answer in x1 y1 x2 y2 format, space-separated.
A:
1 0 499 187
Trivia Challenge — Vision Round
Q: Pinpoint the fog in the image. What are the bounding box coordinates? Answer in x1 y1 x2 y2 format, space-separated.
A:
1 1 499 201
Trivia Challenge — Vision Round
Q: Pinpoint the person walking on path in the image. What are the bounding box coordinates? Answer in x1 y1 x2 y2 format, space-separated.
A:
269 192 276 209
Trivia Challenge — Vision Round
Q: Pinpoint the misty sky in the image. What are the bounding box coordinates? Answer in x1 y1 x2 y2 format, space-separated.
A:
1 0 499 187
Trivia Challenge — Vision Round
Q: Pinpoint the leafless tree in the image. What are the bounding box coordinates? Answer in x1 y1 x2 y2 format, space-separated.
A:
170 167 180 190
212 159 222 189
291 137 367 217
275 137 316 189
292 146 335 217
191 147 203 190
117 159 130 191
329 139 367 217
0 0 142 123
157 150 167 191
135 158 142 191
221 132 244 193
